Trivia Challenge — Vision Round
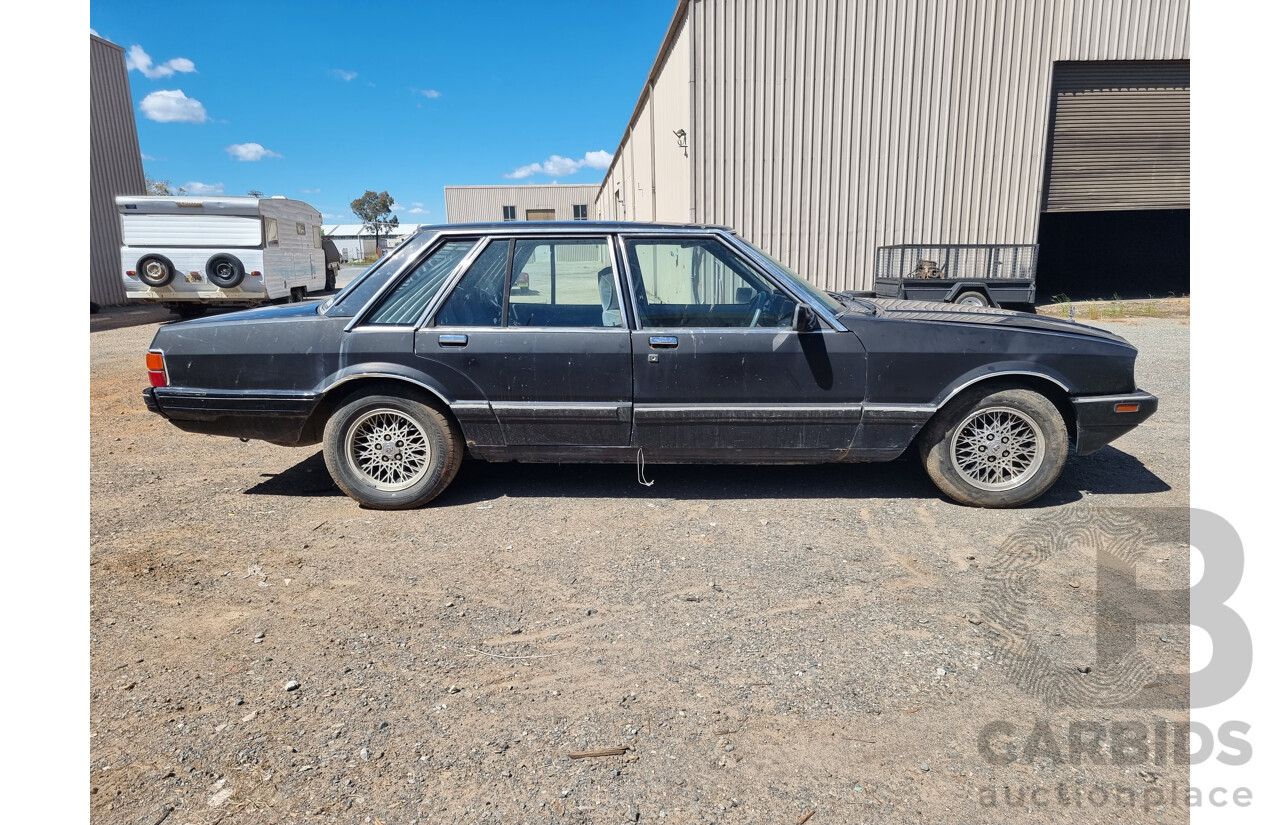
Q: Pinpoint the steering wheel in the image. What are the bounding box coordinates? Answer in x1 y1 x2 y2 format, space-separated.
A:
746 291 772 327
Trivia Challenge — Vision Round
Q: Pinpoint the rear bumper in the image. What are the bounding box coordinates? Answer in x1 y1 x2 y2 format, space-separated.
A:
1071 390 1158 456
143 386 319 444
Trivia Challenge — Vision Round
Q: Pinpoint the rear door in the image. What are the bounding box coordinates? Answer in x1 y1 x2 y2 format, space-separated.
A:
417 235 633 447
622 235 865 461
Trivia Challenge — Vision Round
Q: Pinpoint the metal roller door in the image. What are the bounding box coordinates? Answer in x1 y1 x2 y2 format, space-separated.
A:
1043 61 1189 212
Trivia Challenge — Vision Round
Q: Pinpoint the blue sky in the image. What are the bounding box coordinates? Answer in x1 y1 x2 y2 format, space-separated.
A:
89 1 679 224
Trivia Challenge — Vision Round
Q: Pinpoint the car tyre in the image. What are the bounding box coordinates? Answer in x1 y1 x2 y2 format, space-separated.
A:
137 255 176 288
918 387 1068 508
953 290 990 307
206 254 246 289
322 392 462 510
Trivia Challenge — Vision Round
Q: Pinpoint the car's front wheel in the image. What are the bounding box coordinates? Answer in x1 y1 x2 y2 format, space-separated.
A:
322 392 462 509
918 387 1068 507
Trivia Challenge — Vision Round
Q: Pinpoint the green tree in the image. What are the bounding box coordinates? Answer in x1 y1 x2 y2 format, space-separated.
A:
145 174 186 196
350 190 399 253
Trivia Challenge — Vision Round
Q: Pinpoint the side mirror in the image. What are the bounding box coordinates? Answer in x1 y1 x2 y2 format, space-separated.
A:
793 304 819 331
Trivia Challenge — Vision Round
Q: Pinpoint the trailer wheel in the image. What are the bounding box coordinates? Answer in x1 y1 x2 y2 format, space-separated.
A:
325 268 336 291
136 255 176 288
206 254 246 289
290 286 308 303
954 290 990 308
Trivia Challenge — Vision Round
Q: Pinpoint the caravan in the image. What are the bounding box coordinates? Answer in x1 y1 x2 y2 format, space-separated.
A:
118 195 333 318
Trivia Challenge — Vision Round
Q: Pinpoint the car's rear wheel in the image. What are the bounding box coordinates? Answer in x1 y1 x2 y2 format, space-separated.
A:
918 387 1068 507
322 392 462 510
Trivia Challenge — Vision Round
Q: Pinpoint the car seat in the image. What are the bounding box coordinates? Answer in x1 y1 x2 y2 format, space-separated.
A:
598 267 622 327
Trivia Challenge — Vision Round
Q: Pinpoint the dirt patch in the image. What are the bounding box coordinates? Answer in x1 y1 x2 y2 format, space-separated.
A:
91 319 1192 824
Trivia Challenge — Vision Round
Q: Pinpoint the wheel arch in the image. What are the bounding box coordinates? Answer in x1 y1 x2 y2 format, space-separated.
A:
944 282 995 304
926 370 1077 441
298 374 463 447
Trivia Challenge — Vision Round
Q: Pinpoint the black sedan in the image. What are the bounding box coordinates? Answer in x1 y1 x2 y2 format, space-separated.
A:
143 222 1156 509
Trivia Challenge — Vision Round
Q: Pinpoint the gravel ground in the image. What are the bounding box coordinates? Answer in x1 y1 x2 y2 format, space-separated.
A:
90 313 1190 824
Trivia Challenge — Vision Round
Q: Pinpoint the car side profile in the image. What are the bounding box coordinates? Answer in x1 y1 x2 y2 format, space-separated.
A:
143 222 1156 509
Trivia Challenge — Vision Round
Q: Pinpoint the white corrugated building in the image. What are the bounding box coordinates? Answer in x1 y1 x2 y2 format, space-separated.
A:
322 224 424 261
596 0 1190 299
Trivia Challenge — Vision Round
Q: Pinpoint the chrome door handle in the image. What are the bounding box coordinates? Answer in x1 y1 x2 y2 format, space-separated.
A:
649 336 679 349
438 334 468 347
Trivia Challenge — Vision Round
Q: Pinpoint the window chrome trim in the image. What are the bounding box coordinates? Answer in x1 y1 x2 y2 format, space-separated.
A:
935 370 1070 408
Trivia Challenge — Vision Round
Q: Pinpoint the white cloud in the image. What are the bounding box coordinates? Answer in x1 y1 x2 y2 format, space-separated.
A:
184 181 224 195
126 45 197 79
406 207 429 215
582 150 612 170
421 88 441 98
140 152 156 161
300 188 321 194
330 69 357 81
225 142 282 161
411 202 424 207
140 89 207 123
503 150 614 179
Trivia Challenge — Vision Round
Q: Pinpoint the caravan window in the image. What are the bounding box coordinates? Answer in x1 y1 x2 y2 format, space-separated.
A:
264 217 279 247
296 221 307 236
313 226 322 249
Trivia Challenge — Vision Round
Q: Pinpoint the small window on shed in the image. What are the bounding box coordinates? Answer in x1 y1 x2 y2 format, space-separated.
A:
572 204 588 220
501 206 516 221
296 221 307 236
264 217 279 247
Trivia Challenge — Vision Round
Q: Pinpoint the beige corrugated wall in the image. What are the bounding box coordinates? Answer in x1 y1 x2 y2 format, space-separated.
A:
445 185 600 223
90 36 146 306
602 0 1189 291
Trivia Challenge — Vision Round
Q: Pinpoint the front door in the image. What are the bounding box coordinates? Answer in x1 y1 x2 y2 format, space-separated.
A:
622 235 865 461
417 235 632 447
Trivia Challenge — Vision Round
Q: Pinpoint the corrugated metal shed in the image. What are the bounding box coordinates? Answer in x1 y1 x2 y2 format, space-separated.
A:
90 35 146 306
598 0 1190 292
445 185 600 223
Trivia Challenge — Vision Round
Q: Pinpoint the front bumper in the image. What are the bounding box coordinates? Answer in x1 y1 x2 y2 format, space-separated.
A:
143 386 320 444
1071 390 1158 455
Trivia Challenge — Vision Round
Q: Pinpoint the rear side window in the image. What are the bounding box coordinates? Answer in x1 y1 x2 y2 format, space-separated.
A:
264 217 279 247
363 241 476 325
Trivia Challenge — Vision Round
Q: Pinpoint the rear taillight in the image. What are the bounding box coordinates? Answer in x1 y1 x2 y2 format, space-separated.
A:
126 270 137 277
146 350 168 387
249 270 262 277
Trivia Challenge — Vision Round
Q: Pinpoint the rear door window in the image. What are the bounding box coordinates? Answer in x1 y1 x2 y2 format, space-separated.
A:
362 240 477 325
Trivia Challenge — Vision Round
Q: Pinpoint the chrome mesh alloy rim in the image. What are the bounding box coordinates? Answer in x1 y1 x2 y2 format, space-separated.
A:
344 409 431 491
949 406 1045 491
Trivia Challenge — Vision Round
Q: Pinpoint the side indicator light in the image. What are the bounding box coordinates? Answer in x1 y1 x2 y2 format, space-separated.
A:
250 271 262 277
1114 402 1140 413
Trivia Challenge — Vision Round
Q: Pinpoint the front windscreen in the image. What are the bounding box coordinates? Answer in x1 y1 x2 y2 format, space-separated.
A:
739 239 844 314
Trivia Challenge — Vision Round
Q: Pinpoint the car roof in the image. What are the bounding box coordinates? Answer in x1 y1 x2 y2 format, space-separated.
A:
418 221 737 235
